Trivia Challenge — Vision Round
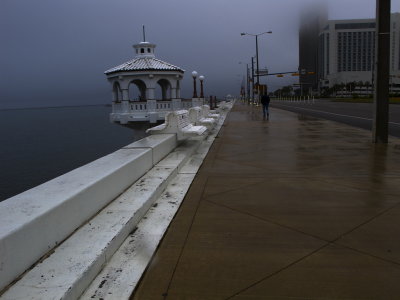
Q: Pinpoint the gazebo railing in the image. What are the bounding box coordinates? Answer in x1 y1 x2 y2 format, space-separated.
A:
156 101 172 111
130 102 148 111
112 99 203 114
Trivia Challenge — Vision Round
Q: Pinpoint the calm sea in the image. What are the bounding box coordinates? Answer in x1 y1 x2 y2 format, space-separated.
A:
0 105 150 201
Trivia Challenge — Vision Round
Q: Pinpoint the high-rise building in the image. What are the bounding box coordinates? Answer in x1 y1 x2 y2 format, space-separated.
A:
318 13 400 92
298 3 328 93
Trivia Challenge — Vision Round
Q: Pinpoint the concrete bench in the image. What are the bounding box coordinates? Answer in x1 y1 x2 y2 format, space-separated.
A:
188 107 216 130
216 101 232 111
147 110 207 141
202 105 220 119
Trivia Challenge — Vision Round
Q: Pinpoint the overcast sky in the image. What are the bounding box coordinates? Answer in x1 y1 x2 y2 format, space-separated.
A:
1 0 399 109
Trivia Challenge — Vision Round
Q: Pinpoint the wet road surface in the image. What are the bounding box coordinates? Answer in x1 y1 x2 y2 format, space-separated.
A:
271 99 400 137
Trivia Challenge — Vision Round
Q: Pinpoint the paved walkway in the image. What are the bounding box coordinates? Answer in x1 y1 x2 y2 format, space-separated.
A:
133 102 400 299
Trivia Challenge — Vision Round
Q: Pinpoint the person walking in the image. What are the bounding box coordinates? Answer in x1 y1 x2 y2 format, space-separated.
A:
261 93 270 120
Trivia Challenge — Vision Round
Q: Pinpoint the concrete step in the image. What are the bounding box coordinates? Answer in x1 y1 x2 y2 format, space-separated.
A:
80 141 214 299
0 133 177 293
1 139 203 300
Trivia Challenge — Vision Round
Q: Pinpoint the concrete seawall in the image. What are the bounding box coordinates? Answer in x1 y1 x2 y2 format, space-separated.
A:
0 104 232 299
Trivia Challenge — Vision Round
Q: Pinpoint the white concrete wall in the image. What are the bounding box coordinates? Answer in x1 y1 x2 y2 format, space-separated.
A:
0 134 176 292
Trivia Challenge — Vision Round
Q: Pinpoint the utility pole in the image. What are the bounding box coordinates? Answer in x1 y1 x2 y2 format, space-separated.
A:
241 31 272 104
372 0 390 143
255 35 260 99
251 57 255 103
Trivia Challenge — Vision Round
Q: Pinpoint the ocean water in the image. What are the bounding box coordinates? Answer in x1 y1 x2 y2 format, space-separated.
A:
0 105 150 201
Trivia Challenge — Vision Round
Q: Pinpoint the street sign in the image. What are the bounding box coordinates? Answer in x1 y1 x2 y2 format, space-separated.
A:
256 68 269 75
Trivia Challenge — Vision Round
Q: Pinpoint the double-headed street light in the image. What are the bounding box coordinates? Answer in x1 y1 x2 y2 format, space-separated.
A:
241 31 272 100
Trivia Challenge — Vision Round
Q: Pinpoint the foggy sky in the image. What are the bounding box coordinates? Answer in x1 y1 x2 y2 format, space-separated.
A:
1 0 399 109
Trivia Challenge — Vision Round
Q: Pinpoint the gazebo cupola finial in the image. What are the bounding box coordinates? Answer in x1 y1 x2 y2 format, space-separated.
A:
133 25 156 58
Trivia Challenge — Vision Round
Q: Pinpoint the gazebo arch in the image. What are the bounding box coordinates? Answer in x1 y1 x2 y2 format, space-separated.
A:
157 79 172 100
112 81 122 102
129 79 147 101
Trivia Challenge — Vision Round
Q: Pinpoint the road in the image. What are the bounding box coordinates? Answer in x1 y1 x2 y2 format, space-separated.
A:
271 99 400 138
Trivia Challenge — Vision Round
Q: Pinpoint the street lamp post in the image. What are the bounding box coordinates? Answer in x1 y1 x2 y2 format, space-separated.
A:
251 57 255 103
241 31 272 103
192 71 198 98
199 75 205 98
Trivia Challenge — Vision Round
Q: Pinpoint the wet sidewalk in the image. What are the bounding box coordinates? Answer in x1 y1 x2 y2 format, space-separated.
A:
133 102 400 299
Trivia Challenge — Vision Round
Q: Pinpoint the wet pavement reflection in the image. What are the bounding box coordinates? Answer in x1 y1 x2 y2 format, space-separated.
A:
133 102 400 300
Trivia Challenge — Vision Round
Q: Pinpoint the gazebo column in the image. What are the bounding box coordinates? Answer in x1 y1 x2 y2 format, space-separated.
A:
147 88 155 100
145 83 156 114
176 79 181 99
171 87 177 99
172 84 181 109
121 89 130 113
169 80 176 99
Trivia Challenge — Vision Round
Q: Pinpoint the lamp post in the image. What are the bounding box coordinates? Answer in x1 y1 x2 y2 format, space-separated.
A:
251 57 255 103
199 75 205 98
241 31 272 102
192 71 198 98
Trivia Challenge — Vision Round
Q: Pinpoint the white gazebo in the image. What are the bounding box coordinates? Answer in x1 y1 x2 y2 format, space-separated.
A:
105 39 202 124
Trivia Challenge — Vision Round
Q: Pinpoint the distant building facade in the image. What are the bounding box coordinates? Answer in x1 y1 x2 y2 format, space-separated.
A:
299 10 400 95
298 3 328 93
318 13 400 93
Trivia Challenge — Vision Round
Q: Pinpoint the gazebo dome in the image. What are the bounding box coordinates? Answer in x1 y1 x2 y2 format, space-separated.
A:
104 56 184 75
104 41 184 75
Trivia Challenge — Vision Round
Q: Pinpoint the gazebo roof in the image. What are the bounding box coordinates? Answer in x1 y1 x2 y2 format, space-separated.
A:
104 57 184 75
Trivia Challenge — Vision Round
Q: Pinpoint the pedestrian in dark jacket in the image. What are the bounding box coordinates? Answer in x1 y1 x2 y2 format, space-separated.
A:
261 93 270 119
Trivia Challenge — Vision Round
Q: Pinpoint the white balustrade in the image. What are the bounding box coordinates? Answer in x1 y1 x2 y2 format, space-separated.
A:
111 99 207 124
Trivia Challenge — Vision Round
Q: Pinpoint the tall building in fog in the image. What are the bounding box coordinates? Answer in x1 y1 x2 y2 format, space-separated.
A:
299 5 400 94
298 3 328 92
318 13 400 90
